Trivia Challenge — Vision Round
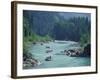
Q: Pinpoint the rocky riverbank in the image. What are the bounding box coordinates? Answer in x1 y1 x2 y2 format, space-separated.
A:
64 44 91 57
23 50 41 69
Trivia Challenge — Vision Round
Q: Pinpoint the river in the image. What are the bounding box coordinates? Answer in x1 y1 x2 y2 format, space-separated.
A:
28 40 90 69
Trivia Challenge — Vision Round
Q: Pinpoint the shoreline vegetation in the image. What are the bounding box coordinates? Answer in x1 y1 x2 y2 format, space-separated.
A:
23 11 91 69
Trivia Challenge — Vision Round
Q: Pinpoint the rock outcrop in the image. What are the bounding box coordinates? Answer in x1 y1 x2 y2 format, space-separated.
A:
23 52 39 69
65 44 91 57
65 48 82 57
80 44 91 57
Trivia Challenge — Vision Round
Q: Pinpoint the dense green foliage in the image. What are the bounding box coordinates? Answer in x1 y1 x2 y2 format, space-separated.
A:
23 16 52 55
52 17 90 46
23 11 91 49
80 32 90 47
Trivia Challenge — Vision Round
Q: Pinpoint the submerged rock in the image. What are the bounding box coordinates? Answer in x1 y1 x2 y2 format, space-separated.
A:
45 56 52 61
46 46 50 48
46 50 53 53
33 42 36 45
41 43 43 45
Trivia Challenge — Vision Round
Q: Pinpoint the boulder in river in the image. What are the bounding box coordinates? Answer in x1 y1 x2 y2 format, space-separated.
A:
41 43 43 45
65 44 91 57
33 42 36 45
46 50 53 53
65 48 83 57
45 56 52 61
46 46 50 48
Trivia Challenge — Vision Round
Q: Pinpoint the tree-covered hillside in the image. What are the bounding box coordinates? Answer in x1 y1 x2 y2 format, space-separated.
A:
23 10 91 46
